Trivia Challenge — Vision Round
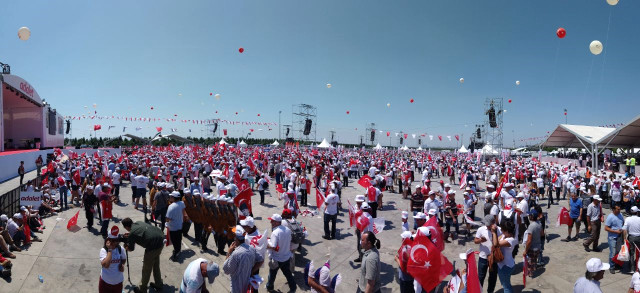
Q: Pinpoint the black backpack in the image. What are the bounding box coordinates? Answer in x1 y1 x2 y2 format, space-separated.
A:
287 219 305 244
499 210 516 226
262 180 269 189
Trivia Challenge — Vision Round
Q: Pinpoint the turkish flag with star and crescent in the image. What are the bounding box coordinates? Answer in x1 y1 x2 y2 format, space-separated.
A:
422 216 445 251
407 233 453 292
355 214 370 232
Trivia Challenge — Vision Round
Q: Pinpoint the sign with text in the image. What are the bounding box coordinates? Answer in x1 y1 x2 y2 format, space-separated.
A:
20 191 42 209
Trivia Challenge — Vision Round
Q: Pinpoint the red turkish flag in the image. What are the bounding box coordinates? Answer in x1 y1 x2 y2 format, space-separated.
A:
315 188 326 210
386 132 390 137
367 186 377 202
73 170 81 185
422 216 445 251
455 135 460 141
438 135 442 141
397 237 413 273
358 174 372 189
67 210 80 230
464 251 482 293
494 168 510 201
556 207 572 227
552 174 558 183
156 127 162 132
404 133 408 139
94 124 102 131
407 233 453 292
233 188 253 215
223 129 228 136
24 220 31 243
276 184 285 194
347 200 356 227
47 162 55 174
247 158 257 173
355 214 370 231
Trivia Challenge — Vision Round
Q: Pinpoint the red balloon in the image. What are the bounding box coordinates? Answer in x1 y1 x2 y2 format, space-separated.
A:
210 93 212 96
410 98 414 103
508 99 512 103
257 114 260 116
556 28 566 39
215 111 218 114
346 111 350 114
150 106 154 110
564 112 567 116
174 114 177 117
235 112 238 115
239 48 244 53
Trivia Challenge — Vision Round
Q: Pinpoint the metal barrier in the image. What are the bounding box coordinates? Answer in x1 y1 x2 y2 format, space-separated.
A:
0 176 41 216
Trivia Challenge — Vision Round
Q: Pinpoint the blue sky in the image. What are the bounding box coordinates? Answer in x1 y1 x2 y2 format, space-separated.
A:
1 0 639 147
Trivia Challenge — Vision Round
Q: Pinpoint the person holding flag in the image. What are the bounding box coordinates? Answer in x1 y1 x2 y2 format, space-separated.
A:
223 225 264 293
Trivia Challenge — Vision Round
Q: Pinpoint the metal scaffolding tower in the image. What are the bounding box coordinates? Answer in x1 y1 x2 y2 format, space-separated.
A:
365 123 376 146
484 98 504 154
204 119 220 138
292 104 317 142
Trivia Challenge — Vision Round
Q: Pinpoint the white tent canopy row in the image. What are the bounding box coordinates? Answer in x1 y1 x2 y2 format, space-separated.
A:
373 143 383 150
238 140 247 147
271 140 279 146
458 145 468 153
481 144 499 155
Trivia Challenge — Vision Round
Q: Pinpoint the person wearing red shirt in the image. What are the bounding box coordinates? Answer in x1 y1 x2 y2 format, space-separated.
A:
99 184 115 239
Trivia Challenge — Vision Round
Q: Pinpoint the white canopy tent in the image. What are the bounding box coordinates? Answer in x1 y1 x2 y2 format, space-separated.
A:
542 124 617 173
458 145 469 153
238 140 247 147
400 145 409 151
373 143 383 150
219 138 228 145
595 114 640 150
417 146 423 151
317 138 332 148
481 144 499 155
271 140 280 146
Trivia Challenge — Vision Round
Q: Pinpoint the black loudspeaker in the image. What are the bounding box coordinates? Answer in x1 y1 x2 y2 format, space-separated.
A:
65 120 71 134
400 137 404 145
286 127 290 136
488 107 497 128
370 130 375 142
213 123 218 133
470 143 475 153
476 128 481 139
331 133 334 141
418 139 422 145
303 119 312 135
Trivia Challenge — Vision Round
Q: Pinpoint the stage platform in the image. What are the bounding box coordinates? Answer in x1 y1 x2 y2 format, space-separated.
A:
0 148 40 157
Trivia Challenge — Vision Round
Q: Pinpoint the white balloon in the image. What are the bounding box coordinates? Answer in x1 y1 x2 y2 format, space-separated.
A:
606 0 618 5
214 94 221 100
92 103 97 108
459 78 464 84
326 83 332 88
504 109 507 113
178 93 182 96
516 80 520 85
590 40 603 55
386 103 391 107
18 27 30 41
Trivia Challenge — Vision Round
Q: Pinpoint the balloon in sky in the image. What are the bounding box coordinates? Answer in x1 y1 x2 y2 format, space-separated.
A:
93 103 97 108
326 83 332 88
504 109 507 113
210 93 212 96
606 0 618 5
178 93 182 96
508 99 512 103
556 28 566 39
257 114 261 116
459 78 464 83
235 112 238 115
410 98 414 103
18 27 30 41
590 40 603 55
214 94 221 100
386 103 391 107
151 106 154 110
516 80 520 85
239 48 244 53
346 111 350 114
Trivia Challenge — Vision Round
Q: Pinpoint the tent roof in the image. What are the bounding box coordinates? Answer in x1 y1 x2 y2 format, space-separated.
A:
124 134 150 144
219 138 227 145
458 145 468 153
595 114 640 149
271 140 279 146
542 124 616 148
317 138 332 148
238 140 247 146
373 143 383 150
166 134 193 143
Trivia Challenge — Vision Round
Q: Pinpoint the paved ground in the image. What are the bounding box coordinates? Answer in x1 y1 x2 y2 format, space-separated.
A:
1 172 632 292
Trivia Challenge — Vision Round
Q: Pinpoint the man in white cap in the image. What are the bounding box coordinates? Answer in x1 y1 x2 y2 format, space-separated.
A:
573 258 608 293
166 191 187 261
401 211 409 232
223 225 264 293
413 212 427 231
583 195 603 252
265 213 296 292
624 206 640 271
180 258 219 293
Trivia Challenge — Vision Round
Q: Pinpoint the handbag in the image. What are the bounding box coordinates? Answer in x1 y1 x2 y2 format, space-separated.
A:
488 244 504 271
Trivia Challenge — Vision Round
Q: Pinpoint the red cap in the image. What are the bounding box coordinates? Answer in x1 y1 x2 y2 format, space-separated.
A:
282 209 292 217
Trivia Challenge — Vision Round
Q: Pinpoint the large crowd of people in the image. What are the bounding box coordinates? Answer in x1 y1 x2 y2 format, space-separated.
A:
1 144 640 292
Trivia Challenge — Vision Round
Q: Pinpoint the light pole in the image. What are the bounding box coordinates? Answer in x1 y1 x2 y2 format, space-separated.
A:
278 110 282 140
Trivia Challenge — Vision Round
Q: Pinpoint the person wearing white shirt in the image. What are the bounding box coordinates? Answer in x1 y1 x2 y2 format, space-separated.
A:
111 169 121 201
323 191 340 240
474 215 501 293
180 258 219 293
265 214 296 292
99 226 127 292
135 171 150 221
624 207 640 271
216 176 228 197
257 175 268 204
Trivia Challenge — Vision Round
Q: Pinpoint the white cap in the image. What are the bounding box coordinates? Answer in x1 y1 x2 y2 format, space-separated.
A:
268 214 282 222
487 184 495 189
170 191 181 198
234 225 245 238
107 226 120 239
592 195 601 201
0 214 8 222
240 216 255 228
414 212 426 220
428 209 437 216
361 202 371 210
416 226 430 237
516 193 525 198
632 206 640 213
355 194 366 202
448 190 455 195
401 211 408 219
401 231 412 239
444 184 451 188
586 257 610 273
13 213 22 219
